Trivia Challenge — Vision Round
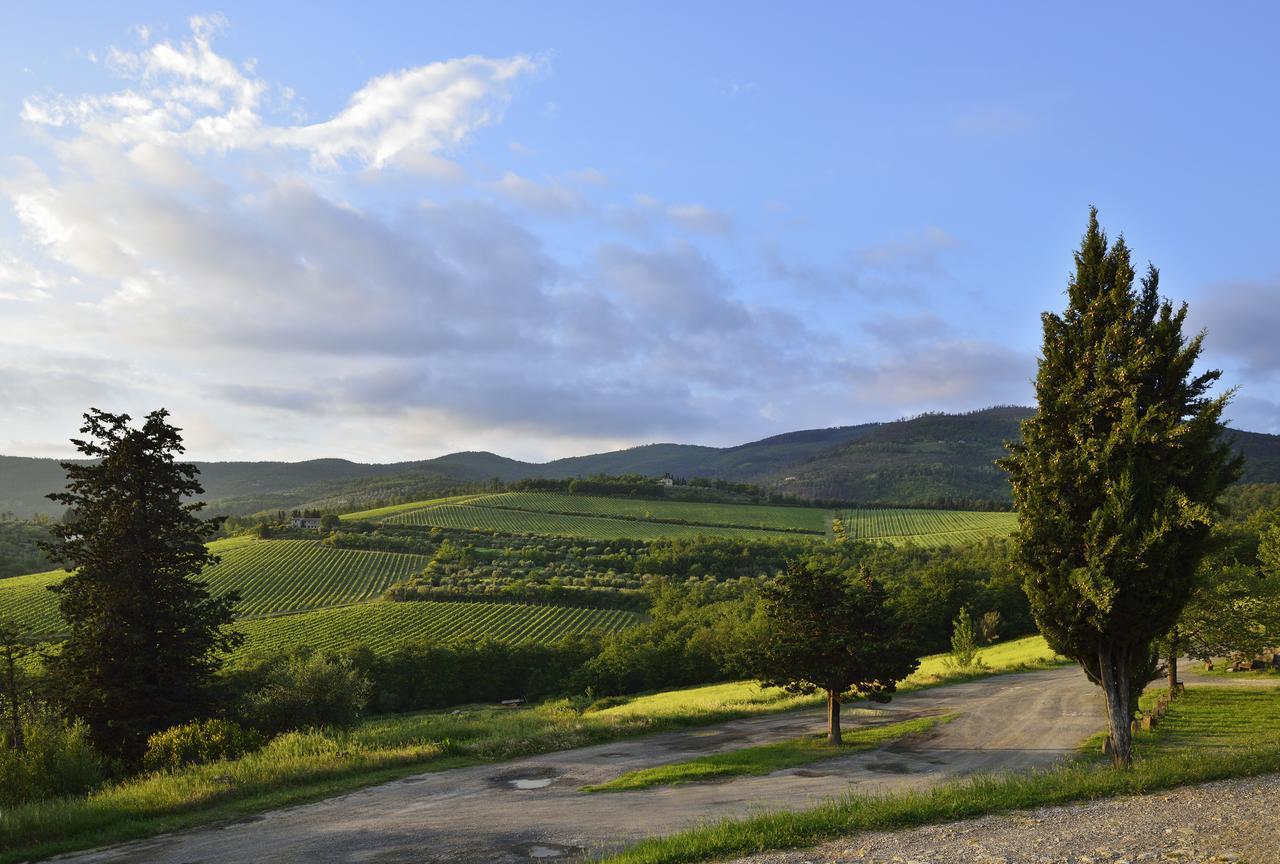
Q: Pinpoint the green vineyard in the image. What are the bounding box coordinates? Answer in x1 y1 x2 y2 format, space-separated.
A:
375 492 1016 546
837 508 1017 545
382 502 793 540
205 540 430 616
0 538 430 637
466 492 830 533
232 600 640 658
0 569 63 636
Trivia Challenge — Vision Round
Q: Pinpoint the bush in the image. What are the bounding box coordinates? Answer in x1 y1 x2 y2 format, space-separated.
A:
142 718 265 773
0 707 103 806
949 605 981 669
242 651 372 733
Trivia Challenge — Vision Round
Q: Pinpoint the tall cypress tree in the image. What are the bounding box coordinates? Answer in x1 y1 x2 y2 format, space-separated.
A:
1000 209 1240 766
43 409 239 763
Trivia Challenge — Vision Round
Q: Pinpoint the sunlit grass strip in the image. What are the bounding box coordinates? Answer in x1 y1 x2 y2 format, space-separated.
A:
582 715 949 793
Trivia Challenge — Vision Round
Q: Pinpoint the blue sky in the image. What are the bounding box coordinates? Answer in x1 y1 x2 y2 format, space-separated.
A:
1 3 1277 461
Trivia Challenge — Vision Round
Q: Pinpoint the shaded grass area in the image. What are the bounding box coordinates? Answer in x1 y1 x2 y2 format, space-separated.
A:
1191 663 1280 681
598 685 1280 864
0 635 1061 863
583 715 949 793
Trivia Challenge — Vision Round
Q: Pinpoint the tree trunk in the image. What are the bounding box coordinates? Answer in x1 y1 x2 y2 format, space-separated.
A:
3 646 21 752
826 689 842 747
1167 630 1179 698
1097 643 1133 768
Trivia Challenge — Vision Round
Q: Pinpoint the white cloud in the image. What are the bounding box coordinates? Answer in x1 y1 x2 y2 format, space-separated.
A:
22 18 538 173
0 15 1038 462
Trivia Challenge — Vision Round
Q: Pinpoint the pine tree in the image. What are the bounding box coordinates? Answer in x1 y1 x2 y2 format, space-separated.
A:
1000 209 1240 767
43 409 239 763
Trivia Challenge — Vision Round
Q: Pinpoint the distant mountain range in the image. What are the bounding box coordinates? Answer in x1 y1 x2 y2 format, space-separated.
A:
2 406 1278 517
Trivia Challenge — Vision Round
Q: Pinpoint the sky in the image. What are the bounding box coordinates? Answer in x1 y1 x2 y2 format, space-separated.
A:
1 2 1277 463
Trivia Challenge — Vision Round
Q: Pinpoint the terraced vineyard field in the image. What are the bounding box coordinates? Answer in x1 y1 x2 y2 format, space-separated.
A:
0 568 64 636
838 508 1018 546
466 492 829 533
0 538 430 637
233 600 639 658
382 503 791 541
377 492 1016 547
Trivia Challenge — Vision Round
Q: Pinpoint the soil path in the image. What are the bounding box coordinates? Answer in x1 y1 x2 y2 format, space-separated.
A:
50 667 1104 864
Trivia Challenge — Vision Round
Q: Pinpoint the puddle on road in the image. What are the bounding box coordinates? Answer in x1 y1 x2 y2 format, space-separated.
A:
863 759 917 774
512 842 583 860
490 766 563 790
791 769 830 778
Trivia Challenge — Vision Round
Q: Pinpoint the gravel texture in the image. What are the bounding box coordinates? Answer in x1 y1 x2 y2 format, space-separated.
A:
726 773 1280 864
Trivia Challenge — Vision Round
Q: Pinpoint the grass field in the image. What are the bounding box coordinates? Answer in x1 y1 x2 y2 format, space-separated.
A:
232 599 639 658
375 492 1017 546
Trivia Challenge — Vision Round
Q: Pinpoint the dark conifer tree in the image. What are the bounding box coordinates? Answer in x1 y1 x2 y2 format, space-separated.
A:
1000 210 1240 767
43 409 239 763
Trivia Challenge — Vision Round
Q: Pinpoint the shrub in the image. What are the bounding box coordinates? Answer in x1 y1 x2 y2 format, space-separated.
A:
979 610 1002 644
242 651 372 734
949 605 981 669
142 718 265 773
0 707 103 806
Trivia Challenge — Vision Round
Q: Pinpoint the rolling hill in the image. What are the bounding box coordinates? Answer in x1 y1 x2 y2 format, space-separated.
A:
3 407 1277 516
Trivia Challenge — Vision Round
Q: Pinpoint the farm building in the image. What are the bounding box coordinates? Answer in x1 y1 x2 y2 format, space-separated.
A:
291 516 323 530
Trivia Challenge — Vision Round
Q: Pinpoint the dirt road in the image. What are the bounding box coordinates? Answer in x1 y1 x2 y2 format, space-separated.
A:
725 772 1280 864
50 667 1104 864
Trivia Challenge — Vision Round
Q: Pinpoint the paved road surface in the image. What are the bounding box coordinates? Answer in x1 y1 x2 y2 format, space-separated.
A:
50 667 1105 864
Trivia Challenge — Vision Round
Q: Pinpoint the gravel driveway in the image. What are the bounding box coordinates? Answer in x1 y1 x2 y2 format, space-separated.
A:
48 666 1104 864
726 772 1280 864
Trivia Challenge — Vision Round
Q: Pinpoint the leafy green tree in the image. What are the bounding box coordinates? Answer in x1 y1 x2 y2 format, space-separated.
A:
1171 521 1280 680
743 554 920 745
43 409 240 763
1000 210 1240 767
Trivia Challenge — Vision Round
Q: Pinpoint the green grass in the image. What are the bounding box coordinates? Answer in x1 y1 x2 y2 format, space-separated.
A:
598 685 1280 864
231 599 640 659
1189 662 1280 681
0 635 1064 862
582 715 949 792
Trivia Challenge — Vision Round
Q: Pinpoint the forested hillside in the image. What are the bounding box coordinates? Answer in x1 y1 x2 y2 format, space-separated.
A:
3 407 1277 516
